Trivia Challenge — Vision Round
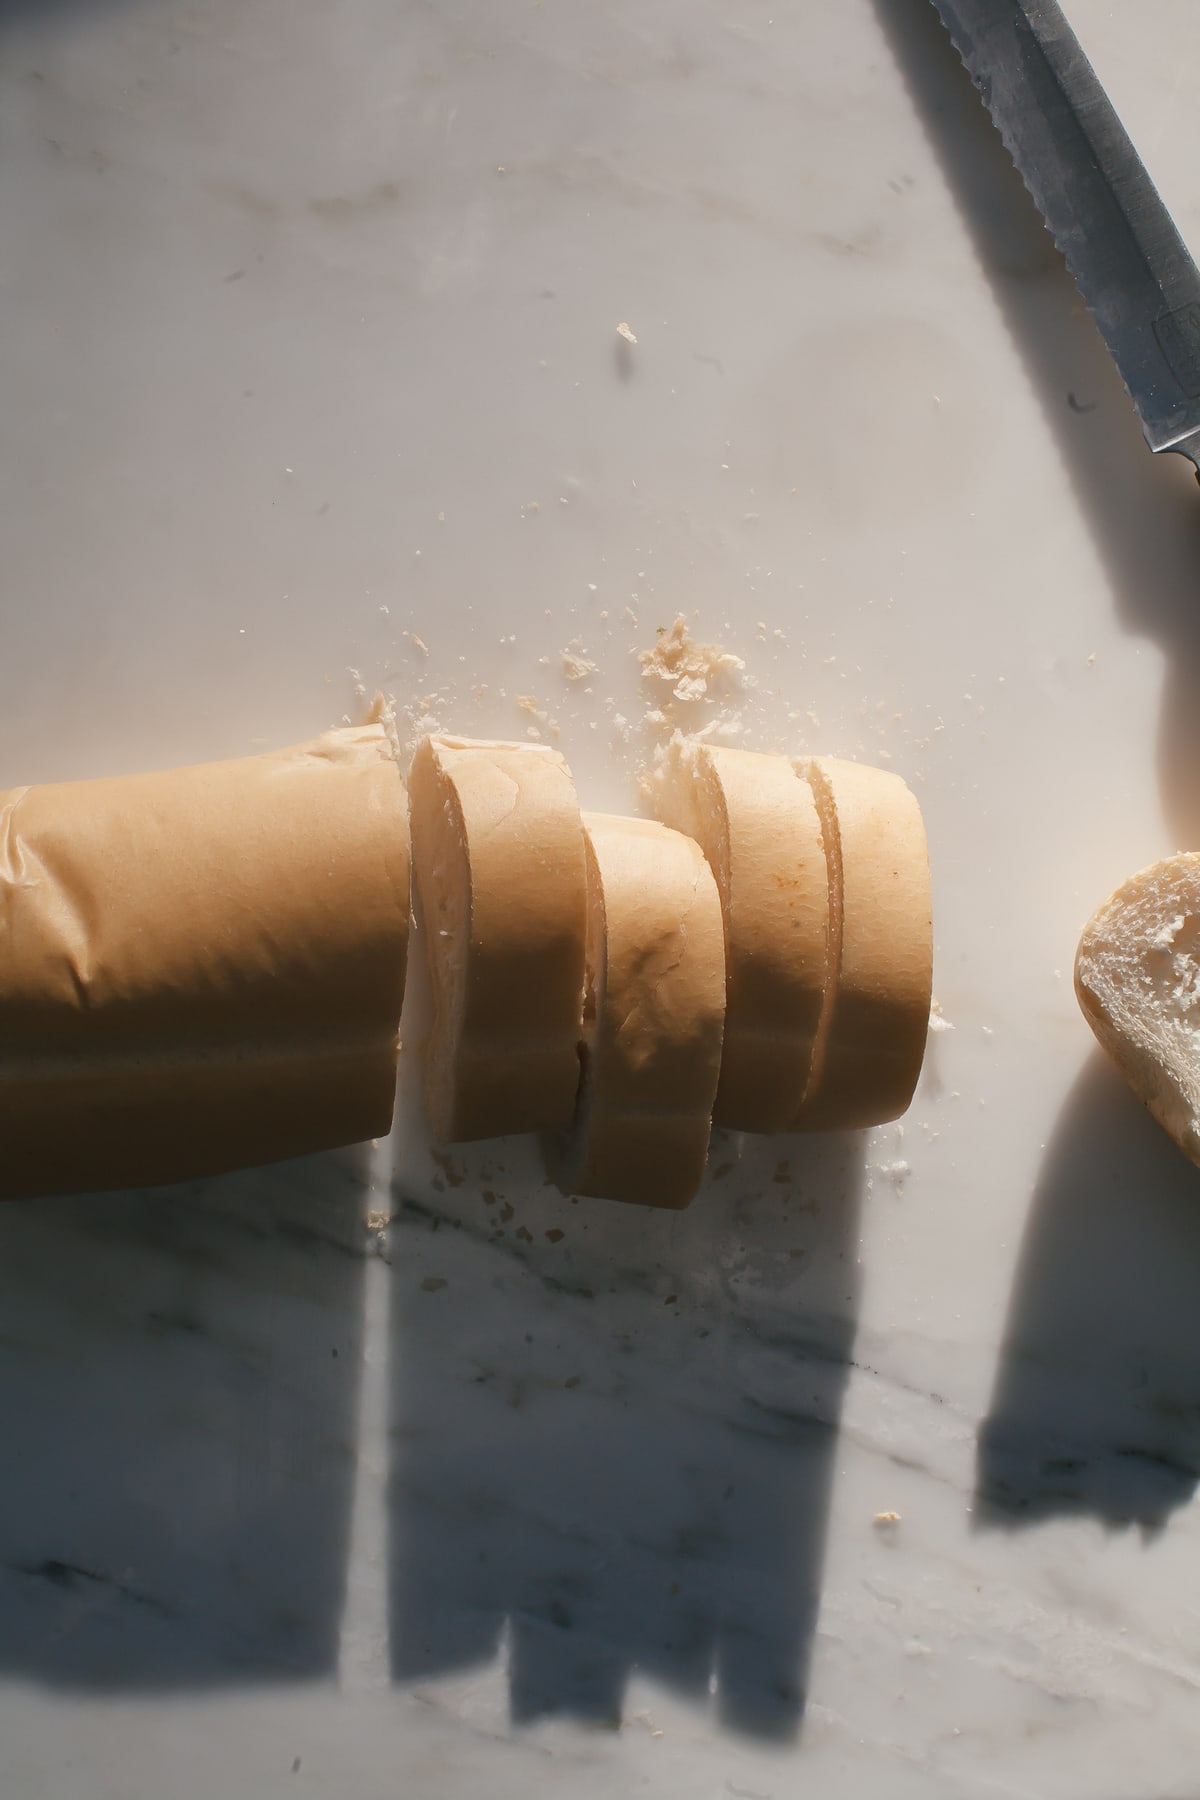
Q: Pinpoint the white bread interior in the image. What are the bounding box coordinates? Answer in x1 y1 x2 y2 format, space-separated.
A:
407 734 588 1141
648 737 830 1131
551 811 726 1209
1075 853 1200 1165
792 756 932 1131
0 723 410 1198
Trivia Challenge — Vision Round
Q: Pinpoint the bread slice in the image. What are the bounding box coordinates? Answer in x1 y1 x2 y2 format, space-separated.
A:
1075 853 1200 1164
792 756 932 1131
0 723 410 1199
407 734 588 1141
551 812 726 1209
648 738 830 1131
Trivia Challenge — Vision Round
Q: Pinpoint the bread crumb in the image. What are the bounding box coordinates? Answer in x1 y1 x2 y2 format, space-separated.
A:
873 1510 901 1527
515 693 559 739
928 998 954 1033
421 1277 448 1293
409 633 429 656
561 649 598 683
689 714 745 742
638 616 746 714
616 321 638 344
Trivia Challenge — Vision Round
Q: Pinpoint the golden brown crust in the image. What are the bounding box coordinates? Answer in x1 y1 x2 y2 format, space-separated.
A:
792 757 932 1131
0 725 410 1198
554 812 725 1209
408 735 588 1140
650 740 830 1131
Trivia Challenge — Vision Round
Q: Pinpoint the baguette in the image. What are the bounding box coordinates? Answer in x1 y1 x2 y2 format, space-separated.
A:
0 724 410 1198
551 812 725 1209
1075 853 1200 1165
649 738 830 1131
792 756 932 1131
407 734 588 1140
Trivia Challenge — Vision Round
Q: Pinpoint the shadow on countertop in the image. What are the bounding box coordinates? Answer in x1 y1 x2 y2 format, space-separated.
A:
873 0 1200 1537
0 1148 369 1685
871 0 1200 845
977 1052 1200 1531
0 0 147 22
386 1127 863 1740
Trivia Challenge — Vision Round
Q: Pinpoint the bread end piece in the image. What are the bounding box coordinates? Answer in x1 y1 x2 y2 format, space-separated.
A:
1075 852 1200 1166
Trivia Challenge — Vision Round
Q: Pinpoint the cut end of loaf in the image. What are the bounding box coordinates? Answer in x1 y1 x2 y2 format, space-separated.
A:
1075 852 1200 1166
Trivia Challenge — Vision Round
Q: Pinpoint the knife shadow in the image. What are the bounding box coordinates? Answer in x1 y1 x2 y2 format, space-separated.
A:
874 0 1200 1537
386 1119 863 1740
871 0 1200 846
0 1149 368 1686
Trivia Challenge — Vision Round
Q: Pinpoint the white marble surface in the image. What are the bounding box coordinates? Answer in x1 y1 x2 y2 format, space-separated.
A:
4 0 1200 1794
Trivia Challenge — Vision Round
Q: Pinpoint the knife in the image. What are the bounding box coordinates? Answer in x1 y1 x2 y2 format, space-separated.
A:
928 0 1200 477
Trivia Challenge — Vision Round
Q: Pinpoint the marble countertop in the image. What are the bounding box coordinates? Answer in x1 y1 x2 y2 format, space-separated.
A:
4 1 1200 1794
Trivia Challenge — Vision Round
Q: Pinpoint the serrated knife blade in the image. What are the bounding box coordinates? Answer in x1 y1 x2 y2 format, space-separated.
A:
928 0 1200 474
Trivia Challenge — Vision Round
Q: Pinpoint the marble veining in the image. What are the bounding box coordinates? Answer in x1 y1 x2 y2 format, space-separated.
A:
386 1128 863 1739
5 0 1200 1795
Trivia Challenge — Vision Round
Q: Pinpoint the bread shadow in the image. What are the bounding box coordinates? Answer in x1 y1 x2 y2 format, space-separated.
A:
0 0 146 24
977 1052 1200 1531
387 1127 864 1740
0 1148 369 1686
870 0 1200 844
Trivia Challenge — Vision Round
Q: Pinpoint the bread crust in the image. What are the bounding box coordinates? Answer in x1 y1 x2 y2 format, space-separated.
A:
0 724 410 1197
